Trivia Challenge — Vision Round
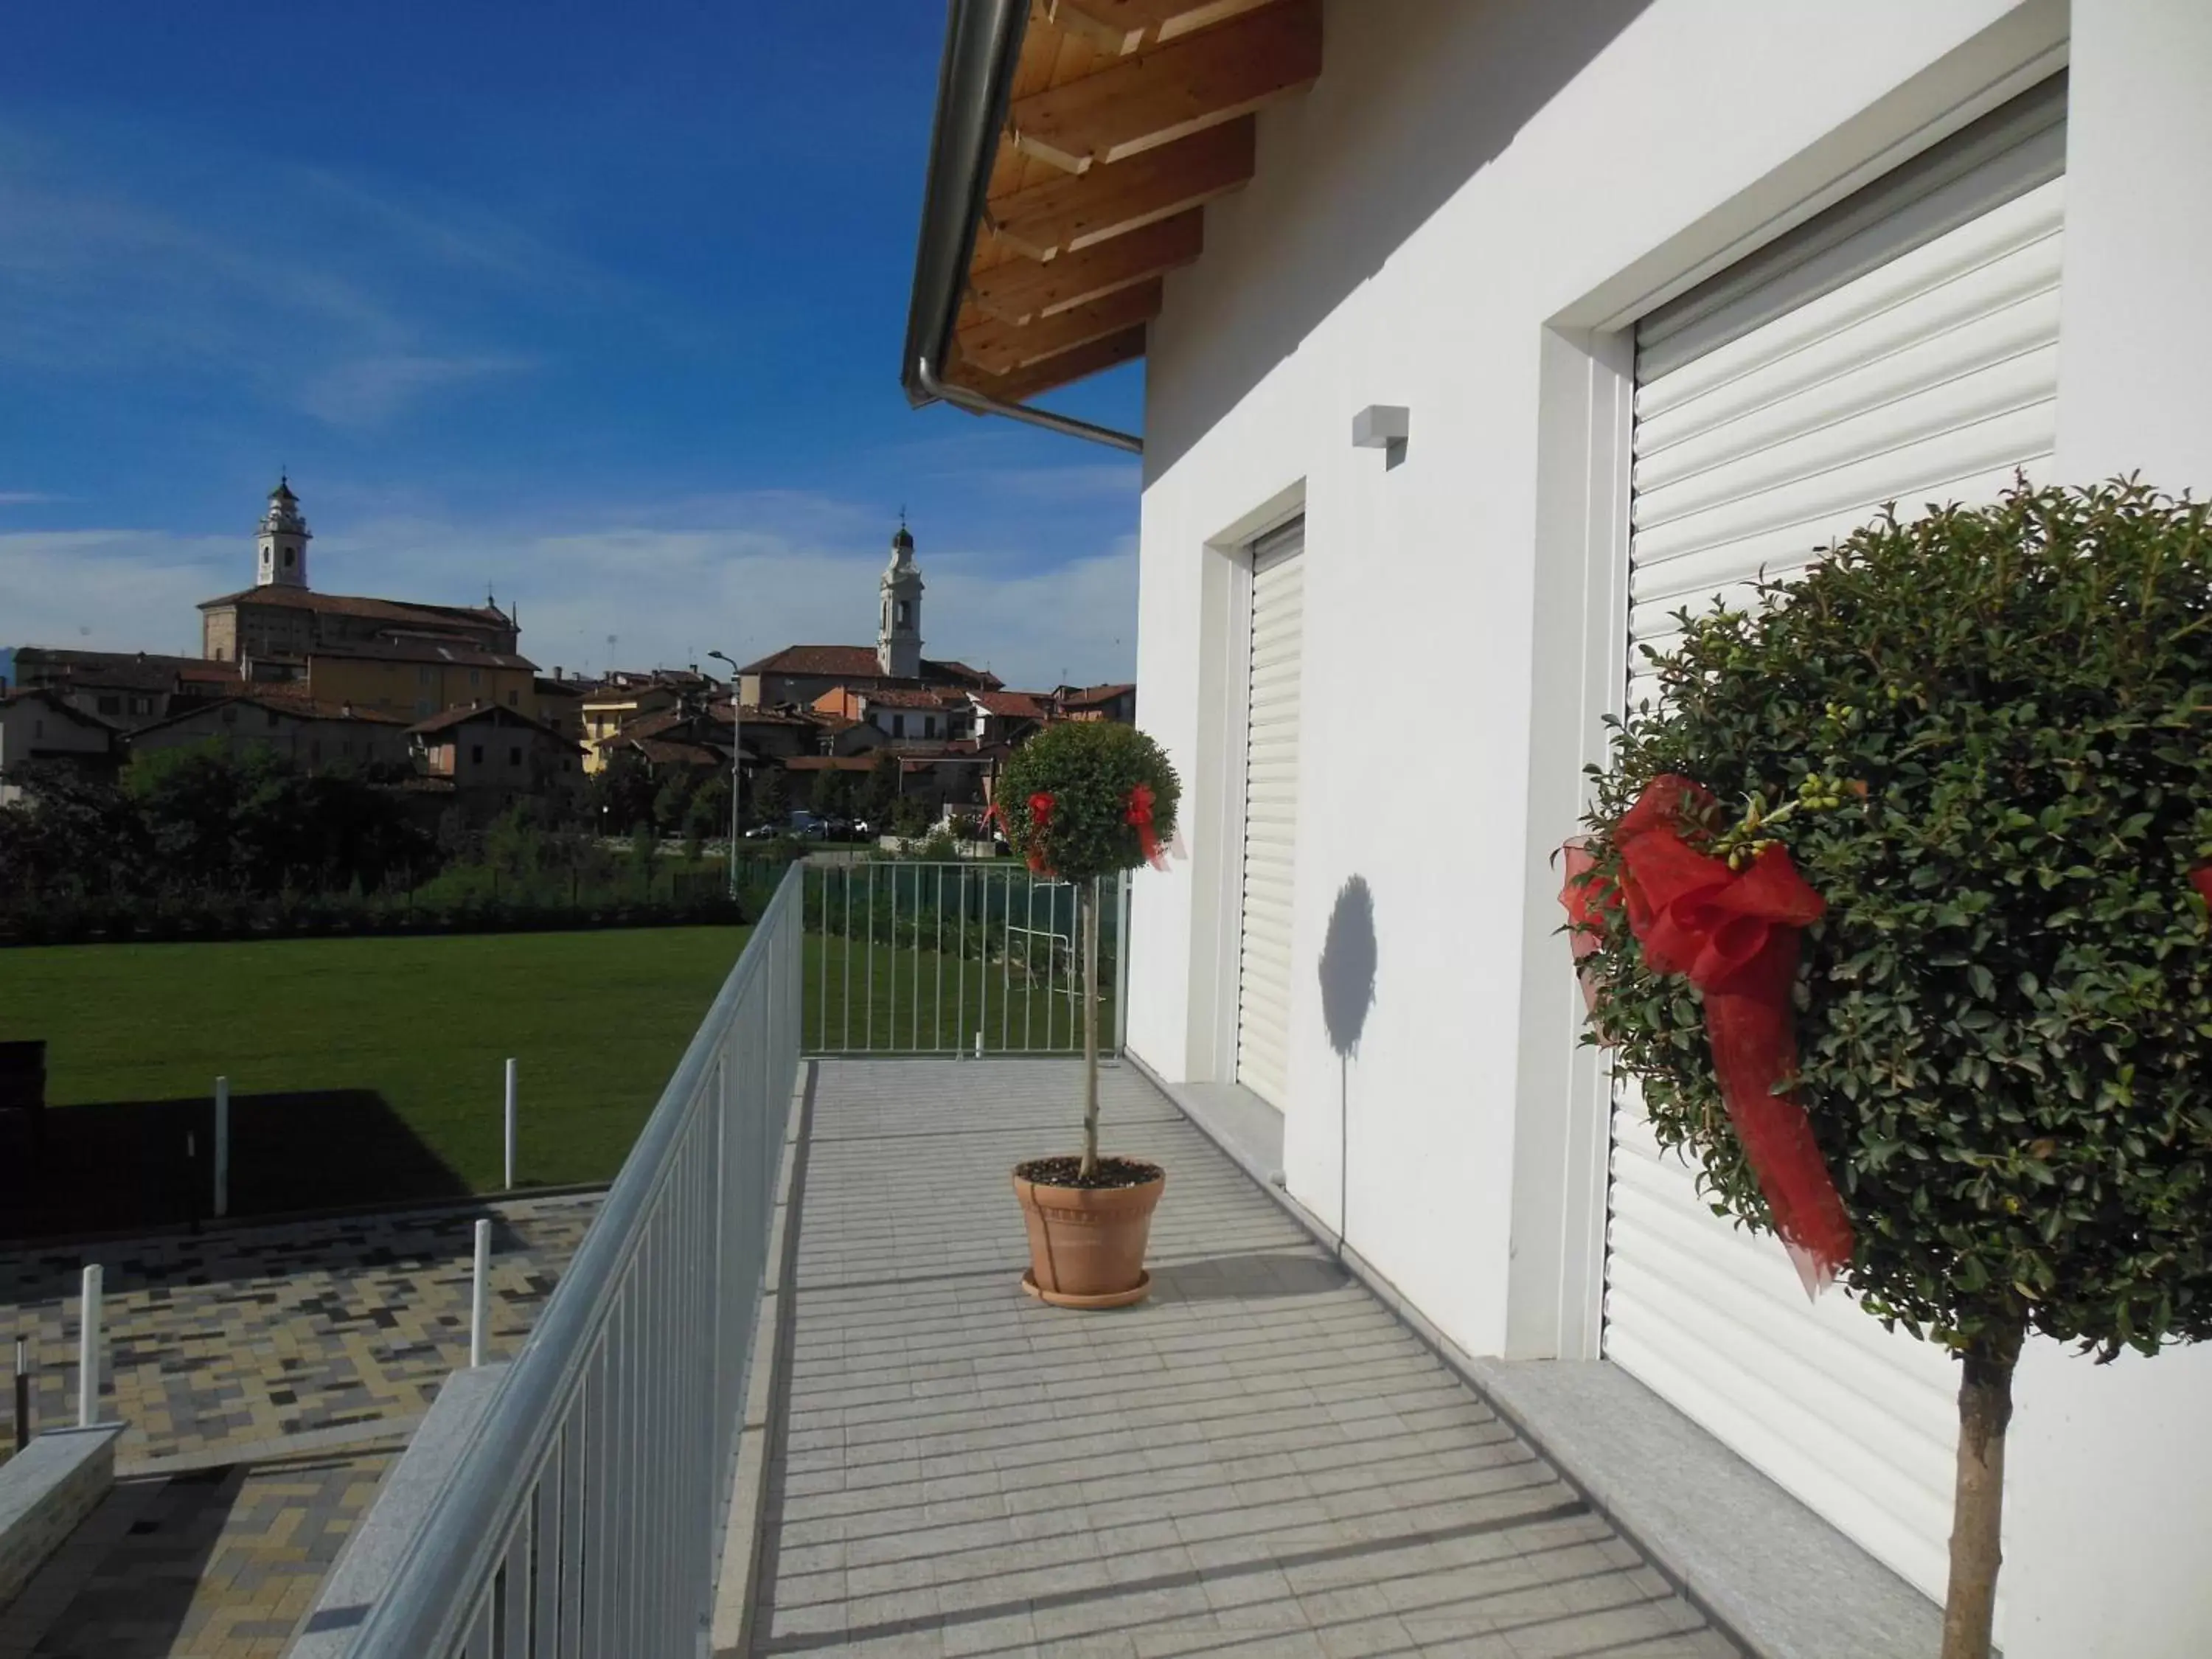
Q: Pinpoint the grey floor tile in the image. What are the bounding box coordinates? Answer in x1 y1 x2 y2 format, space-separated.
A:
743 1062 1735 1659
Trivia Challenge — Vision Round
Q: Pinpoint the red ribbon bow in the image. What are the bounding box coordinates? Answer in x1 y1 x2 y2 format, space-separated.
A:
1025 791 1056 875
1126 784 1167 871
1563 775 1854 1296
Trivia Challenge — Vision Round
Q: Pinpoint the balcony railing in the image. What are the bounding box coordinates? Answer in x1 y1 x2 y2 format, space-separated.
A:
802 860 1132 1057
335 862 804 1657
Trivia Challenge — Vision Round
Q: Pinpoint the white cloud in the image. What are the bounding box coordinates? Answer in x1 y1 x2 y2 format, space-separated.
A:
0 529 234 653
299 353 537 428
0 496 1137 693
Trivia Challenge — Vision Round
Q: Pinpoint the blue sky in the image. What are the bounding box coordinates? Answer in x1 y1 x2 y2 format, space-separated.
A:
0 4 1143 690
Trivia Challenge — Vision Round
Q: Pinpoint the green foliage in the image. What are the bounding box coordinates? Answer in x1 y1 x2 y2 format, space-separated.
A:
0 741 428 901
811 768 856 822
1577 481 2212 1360
864 748 902 824
751 767 790 827
587 751 656 835
689 773 732 834
909 827 959 862
995 721 1180 883
892 794 931 838
653 769 697 835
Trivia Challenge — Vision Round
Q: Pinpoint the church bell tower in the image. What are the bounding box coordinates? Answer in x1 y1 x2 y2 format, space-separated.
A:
877 518 923 678
256 475 311 589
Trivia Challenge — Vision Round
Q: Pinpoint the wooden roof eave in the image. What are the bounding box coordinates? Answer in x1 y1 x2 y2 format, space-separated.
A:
905 0 1322 421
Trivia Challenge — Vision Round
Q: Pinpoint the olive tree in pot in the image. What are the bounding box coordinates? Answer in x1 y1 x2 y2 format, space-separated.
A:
1565 481 2212 1659
996 719 1180 1309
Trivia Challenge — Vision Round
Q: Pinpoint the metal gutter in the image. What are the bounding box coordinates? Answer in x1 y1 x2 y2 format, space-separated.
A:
917 355 1143 454
900 0 1145 455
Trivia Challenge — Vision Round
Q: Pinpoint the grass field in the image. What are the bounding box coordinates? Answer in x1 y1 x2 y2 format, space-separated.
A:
0 927 748 1232
803 934 1116 1056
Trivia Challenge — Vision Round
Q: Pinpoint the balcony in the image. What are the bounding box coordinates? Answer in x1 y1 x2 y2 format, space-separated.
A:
289 863 1911 1657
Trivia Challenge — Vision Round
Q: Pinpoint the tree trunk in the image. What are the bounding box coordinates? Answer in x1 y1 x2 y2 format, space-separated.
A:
1941 1321 2023 1659
1079 880 1100 1180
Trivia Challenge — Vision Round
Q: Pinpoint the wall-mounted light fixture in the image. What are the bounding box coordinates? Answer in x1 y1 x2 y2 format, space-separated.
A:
1352 405 1409 470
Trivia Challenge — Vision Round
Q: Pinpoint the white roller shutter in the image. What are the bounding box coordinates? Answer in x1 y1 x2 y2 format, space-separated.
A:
1605 82 2065 1603
1237 521 1304 1107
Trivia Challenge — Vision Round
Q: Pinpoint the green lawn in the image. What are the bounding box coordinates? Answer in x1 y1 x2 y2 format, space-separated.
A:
0 927 748 1232
802 934 1116 1056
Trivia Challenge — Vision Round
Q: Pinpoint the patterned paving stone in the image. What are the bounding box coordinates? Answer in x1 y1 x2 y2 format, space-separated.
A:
0 1194 601 1465
751 1062 1739 1659
0 1451 392 1659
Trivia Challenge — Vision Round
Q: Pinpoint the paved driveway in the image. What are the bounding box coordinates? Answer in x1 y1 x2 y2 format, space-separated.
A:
0 1194 599 1658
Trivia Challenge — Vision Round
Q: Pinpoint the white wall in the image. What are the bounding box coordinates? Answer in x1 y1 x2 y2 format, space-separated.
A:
1996 5 2212 1654
1130 0 2051 1368
1128 0 2212 1652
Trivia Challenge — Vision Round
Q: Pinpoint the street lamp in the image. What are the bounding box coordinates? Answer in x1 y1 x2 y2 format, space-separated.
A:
707 650 742 898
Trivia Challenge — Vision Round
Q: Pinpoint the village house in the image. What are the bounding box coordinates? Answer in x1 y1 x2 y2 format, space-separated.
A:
125 690 413 773
0 688 116 804
1049 681 1135 723
532 671 589 742
6 647 241 733
408 702 585 810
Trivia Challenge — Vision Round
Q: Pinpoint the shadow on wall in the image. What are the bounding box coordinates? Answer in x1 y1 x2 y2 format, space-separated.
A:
1144 0 1657 477
1319 874 1377 1060
1318 875 1377 1249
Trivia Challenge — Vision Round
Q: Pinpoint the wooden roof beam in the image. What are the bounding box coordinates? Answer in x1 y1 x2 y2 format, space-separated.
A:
1045 0 1279 55
967 209 1203 324
1013 0 1318 173
959 277 1164 374
946 326 1147 403
987 116 1255 260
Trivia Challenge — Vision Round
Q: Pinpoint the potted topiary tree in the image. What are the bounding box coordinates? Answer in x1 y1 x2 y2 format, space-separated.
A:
995 719 1180 1307
1564 481 2212 1659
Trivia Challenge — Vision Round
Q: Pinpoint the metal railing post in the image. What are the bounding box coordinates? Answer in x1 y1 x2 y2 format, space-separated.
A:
77 1265 101 1428
213 1077 230 1220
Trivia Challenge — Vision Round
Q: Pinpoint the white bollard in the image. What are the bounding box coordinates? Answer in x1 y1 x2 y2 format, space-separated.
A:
213 1076 231 1220
77 1265 102 1427
503 1058 518 1191
975 1029 984 1060
469 1219 492 1368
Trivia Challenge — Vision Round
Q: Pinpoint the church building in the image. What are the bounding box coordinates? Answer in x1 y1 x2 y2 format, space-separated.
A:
195 479 538 722
736 521 1001 707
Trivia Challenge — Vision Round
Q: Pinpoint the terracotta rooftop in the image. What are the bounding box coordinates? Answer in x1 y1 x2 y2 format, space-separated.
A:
1058 681 1136 708
408 702 580 745
0 686 118 730
739 644 1001 689
973 689 1048 719
863 686 965 711
306 638 537 672
783 755 878 773
198 585 512 630
128 689 407 738
620 737 726 769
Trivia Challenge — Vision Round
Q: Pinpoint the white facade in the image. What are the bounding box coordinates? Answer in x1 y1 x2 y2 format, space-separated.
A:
1123 4 2212 1655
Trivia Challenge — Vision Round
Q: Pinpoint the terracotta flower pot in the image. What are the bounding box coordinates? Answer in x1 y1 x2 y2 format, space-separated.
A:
1012 1160 1164 1309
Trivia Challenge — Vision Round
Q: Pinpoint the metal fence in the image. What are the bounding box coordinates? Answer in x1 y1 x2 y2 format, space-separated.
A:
801 860 1132 1057
340 862 805 1658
